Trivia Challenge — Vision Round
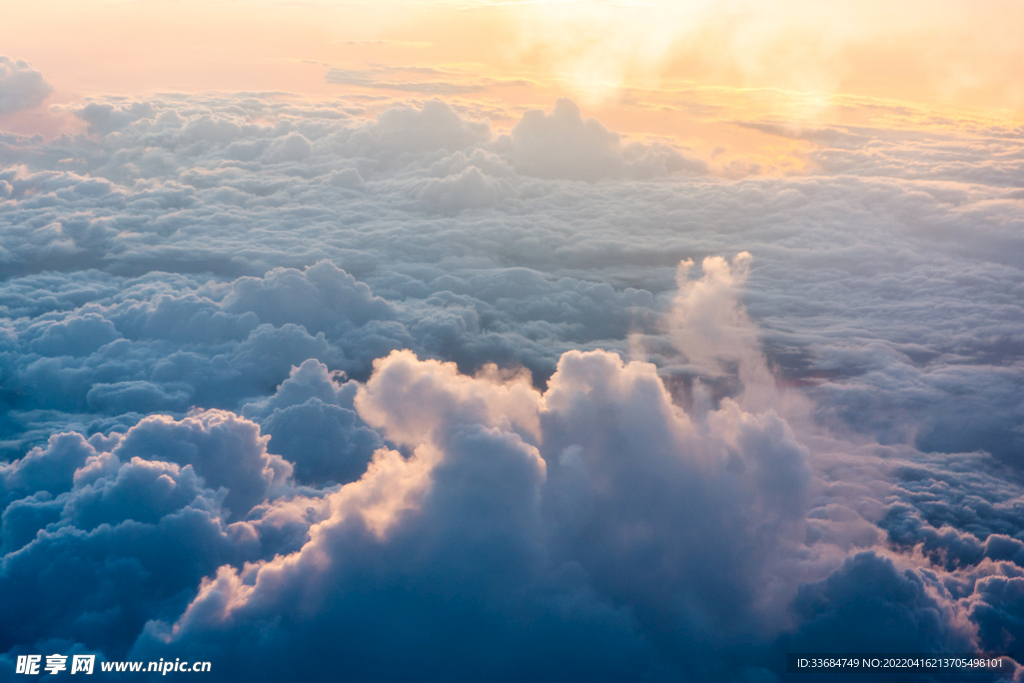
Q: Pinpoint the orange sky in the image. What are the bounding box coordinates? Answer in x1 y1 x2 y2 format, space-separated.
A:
1 0 1021 171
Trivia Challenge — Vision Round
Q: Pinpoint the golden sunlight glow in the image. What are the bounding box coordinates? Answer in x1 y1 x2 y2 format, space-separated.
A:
1 0 1020 170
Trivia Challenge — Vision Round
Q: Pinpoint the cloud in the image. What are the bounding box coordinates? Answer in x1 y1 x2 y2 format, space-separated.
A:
0 410 334 660
504 99 707 181
76 101 156 137
417 165 505 213
122 345 815 679
242 360 382 486
0 57 52 115
263 132 312 163
790 551 975 653
326 67 489 95
29 313 120 358
111 411 293 521
1 433 95 507
0 93 1019 462
366 98 491 156
740 117 1024 189
86 381 192 414
970 575 1024 653
325 65 531 96
2 93 1024 680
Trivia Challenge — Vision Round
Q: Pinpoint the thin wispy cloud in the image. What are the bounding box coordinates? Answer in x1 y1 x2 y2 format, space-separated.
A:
325 65 532 95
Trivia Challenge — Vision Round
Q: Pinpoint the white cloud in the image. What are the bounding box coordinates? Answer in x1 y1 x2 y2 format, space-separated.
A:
0 57 52 115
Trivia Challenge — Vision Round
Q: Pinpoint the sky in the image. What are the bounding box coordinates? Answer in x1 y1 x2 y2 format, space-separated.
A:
1 1 1023 681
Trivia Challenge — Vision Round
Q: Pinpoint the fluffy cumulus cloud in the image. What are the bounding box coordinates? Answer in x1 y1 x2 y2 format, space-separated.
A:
1 84 1024 681
505 98 706 181
124 345 818 681
0 57 52 115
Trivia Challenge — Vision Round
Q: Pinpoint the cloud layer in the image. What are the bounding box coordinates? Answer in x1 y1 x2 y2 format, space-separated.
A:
1 89 1023 680
0 57 52 116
